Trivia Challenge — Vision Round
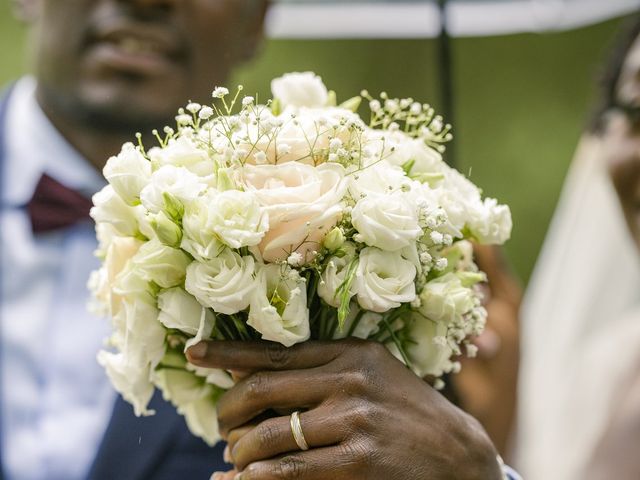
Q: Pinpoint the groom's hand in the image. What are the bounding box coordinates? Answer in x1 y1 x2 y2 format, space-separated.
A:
188 339 502 480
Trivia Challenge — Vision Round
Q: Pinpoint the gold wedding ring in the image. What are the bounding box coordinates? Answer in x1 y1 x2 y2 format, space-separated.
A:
289 411 309 451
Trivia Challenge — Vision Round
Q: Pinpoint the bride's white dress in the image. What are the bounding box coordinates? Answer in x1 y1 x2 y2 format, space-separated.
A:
515 135 640 480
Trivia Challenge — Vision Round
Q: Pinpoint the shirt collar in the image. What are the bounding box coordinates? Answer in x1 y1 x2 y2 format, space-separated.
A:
2 76 106 206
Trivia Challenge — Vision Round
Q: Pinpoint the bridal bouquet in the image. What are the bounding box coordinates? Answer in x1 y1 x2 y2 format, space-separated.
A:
89 72 512 445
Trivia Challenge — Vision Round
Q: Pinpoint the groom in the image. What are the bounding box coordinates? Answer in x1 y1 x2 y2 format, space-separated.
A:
1 0 519 479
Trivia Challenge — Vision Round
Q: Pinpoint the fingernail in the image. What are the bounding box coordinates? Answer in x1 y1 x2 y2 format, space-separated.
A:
224 445 233 463
234 474 243 480
209 473 223 480
187 342 207 361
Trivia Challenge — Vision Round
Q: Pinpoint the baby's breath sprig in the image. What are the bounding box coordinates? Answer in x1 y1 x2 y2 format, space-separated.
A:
360 90 453 153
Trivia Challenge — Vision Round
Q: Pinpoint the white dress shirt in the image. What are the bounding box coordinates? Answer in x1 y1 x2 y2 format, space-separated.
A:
1 77 116 480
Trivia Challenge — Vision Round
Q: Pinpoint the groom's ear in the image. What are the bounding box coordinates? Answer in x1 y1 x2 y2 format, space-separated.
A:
11 0 40 23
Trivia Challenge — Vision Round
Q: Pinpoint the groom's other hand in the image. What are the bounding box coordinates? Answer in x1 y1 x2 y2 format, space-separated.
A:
188 340 503 480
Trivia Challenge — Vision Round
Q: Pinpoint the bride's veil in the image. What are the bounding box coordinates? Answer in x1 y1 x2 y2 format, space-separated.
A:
514 134 640 479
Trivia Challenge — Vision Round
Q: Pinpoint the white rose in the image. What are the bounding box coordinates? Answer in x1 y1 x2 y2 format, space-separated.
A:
271 72 329 109
158 287 215 340
140 165 206 214
103 142 151 205
91 185 143 237
248 264 310 347
185 250 255 315
132 239 191 288
243 163 347 264
118 298 166 367
405 314 454 378
317 243 356 308
351 193 422 251
354 247 417 313
148 135 213 178
418 272 476 324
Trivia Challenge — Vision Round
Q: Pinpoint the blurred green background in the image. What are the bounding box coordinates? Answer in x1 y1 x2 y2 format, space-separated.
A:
0 2 629 283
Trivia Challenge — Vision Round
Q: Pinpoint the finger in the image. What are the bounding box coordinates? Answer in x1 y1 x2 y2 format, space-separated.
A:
231 406 347 470
186 340 349 372
239 444 367 480
217 368 334 438
210 470 237 480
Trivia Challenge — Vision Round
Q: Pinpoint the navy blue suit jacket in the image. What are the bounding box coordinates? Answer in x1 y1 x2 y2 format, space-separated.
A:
0 89 229 480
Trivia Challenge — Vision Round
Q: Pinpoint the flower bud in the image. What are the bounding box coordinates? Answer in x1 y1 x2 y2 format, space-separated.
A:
323 227 345 252
149 211 182 247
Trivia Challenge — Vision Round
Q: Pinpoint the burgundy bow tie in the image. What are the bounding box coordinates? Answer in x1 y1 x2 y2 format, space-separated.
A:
26 173 93 233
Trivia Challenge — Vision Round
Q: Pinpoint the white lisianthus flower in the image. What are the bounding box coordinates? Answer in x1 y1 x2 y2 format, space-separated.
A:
103 142 152 205
140 165 206 214
207 190 269 249
181 195 223 262
97 351 156 417
148 135 213 178
185 250 255 315
179 394 221 446
351 193 422 251
468 198 513 245
404 314 453 378
118 298 166 368
91 185 144 238
243 162 347 264
333 307 383 340
132 239 191 288
248 264 310 347
92 236 143 316
94 222 119 259
155 369 212 407
317 243 356 308
158 287 215 339
354 247 417 313
186 364 235 389
348 160 410 200
271 72 329 109
418 272 476 324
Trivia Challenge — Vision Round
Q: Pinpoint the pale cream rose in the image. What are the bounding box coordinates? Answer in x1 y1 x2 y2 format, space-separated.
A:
238 107 362 166
418 272 476 325
247 264 310 347
354 247 417 313
242 162 347 264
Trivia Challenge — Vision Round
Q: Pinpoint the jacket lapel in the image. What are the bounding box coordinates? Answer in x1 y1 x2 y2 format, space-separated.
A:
86 391 182 480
